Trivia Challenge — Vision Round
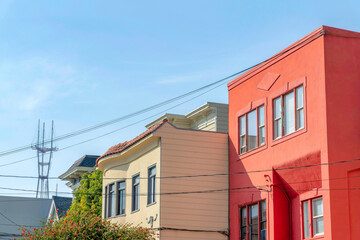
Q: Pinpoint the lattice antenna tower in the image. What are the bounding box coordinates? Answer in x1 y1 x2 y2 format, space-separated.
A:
31 120 58 198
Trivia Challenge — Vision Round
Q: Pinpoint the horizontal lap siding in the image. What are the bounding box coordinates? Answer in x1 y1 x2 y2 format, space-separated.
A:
160 231 225 240
155 123 228 240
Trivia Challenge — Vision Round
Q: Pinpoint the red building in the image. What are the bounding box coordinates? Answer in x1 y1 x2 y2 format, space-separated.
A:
227 26 360 240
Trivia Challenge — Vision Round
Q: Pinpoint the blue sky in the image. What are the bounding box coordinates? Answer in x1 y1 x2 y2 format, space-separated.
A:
0 0 359 197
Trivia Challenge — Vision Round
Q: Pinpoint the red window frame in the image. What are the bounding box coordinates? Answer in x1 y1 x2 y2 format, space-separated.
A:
239 200 266 240
302 197 324 239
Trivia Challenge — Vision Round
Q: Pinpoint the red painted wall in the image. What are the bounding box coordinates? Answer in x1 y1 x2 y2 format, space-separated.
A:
323 28 360 240
227 26 360 240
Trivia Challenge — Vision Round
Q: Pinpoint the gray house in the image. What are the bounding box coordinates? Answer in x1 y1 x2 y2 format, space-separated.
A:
0 196 51 239
59 155 99 192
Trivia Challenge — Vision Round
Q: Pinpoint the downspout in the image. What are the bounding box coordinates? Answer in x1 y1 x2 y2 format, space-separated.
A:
270 184 292 240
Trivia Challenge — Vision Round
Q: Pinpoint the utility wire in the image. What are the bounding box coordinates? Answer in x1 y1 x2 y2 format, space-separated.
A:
0 29 327 159
0 68 251 158
0 210 21 228
0 174 359 197
0 157 358 180
0 80 225 168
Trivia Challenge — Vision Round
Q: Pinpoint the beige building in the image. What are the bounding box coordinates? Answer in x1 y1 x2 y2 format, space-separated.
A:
97 102 229 239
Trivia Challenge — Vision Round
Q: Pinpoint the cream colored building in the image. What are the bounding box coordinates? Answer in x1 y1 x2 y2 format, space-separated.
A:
97 102 229 239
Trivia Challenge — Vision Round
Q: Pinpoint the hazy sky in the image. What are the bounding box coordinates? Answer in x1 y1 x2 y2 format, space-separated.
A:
0 0 359 197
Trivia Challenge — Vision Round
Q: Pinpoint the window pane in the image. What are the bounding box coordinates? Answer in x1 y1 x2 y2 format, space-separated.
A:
258 106 265 126
250 204 258 240
119 181 126 189
148 167 156 204
132 175 140 211
312 198 323 216
247 110 257 151
240 116 246 135
274 119 282 139
313 217 324 235
284 92 295 135
240 207 247 240
134 176 140 185
259 126 265 146
117 181 126 215
109 184 115 217
296 109 304 130
274 97 282 119
296 86 304 108
260 201 266 240
241 207 247 227
104 186 108 218
303 201 310 238
260 201 266 221
258 106 265 146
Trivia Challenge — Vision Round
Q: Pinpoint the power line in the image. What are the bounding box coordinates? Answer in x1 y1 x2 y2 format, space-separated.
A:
0 157 358 180
0 68 251 159
0 174 359 197
0 210 21 228
0 29 327 159
0 80 225 168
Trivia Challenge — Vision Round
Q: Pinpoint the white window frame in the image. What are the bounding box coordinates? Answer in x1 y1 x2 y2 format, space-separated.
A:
239 105 265 154
273 85 304 140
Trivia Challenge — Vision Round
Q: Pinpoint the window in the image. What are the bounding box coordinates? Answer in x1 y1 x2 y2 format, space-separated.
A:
108 183 116 217
302 197 324 238
239 200 266 240
104 186 108 218
148 166 156 205
117 181 126 215
239 105 265 154
273 85 304 139
132 174 140 212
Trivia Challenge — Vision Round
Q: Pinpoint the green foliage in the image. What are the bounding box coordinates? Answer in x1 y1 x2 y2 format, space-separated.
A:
18 208 155 240
70 170 103 217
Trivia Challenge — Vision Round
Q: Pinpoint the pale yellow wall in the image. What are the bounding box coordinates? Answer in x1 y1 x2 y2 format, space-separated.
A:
189 103 228 133
154 123 228 240
214 103 229 133
190 111 217 131
99 136 161 231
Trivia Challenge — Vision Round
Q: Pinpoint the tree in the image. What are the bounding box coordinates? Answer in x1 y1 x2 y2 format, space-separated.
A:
18 208 155 239
18 170 155 239
70 170 103 216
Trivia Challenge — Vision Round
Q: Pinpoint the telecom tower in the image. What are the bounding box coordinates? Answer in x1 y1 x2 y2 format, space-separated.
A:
31 120 58 198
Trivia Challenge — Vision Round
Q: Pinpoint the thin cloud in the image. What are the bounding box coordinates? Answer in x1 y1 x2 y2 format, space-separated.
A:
0 58 80 112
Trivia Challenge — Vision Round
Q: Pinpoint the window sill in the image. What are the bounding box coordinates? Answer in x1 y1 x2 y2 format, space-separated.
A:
147 202 157 207
131 209 140 214
237 144 267 160
106 214 126 219
271 127 307 147
304 234 324 240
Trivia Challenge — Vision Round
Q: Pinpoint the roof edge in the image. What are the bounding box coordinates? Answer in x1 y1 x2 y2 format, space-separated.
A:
227 25 326 90
228 25 360 90
96 119 168 165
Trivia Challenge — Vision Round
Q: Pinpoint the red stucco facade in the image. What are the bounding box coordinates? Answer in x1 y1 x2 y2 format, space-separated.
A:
228 26 360 240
